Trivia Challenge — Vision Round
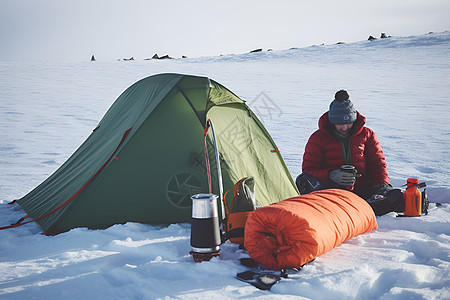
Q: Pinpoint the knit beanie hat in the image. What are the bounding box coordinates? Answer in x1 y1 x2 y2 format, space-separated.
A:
328 90 357 124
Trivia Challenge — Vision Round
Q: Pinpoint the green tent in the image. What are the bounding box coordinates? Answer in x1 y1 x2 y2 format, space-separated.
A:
16 74 298 234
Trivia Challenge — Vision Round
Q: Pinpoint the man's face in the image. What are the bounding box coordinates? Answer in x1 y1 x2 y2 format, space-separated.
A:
334 123 354 135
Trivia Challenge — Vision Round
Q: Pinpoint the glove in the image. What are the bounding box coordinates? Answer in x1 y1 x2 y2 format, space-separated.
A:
329 169 356 186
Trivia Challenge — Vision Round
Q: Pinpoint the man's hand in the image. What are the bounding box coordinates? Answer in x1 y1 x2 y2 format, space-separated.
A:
329 169 356 186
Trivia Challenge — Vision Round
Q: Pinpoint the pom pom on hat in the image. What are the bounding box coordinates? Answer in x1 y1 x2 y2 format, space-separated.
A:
335 90 349 101
328 90 357 124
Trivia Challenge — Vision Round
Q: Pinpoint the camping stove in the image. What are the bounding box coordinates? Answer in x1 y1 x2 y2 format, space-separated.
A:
190 194 221 262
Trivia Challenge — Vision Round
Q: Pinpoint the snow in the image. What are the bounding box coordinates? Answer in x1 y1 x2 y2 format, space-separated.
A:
1 31 449 299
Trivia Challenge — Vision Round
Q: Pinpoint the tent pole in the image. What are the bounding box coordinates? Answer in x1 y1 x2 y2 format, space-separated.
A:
203 122 212 193
207 120 225 221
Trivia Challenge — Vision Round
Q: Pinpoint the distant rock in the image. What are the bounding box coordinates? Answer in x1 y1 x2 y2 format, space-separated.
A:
369 33 391 41
90 55 96 61
250 48 263 53
151 54 173 60
182 55 188 58
123 57 134 61
336 41 346 45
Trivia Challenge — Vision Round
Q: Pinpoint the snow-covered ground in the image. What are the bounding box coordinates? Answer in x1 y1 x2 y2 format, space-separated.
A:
0 31 449 299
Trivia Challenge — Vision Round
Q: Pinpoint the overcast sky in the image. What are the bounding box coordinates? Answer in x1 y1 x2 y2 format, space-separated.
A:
1 0 449 62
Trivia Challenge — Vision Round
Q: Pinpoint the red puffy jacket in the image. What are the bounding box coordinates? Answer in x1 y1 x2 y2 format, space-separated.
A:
302 111 389 188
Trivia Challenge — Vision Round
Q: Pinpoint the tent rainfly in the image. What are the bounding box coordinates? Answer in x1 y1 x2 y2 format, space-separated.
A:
13 73 298 235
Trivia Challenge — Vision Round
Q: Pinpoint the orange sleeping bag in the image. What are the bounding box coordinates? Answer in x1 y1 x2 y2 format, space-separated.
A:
244 189 377 270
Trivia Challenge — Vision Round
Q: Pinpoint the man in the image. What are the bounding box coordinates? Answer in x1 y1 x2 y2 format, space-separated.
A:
296 90 404 215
